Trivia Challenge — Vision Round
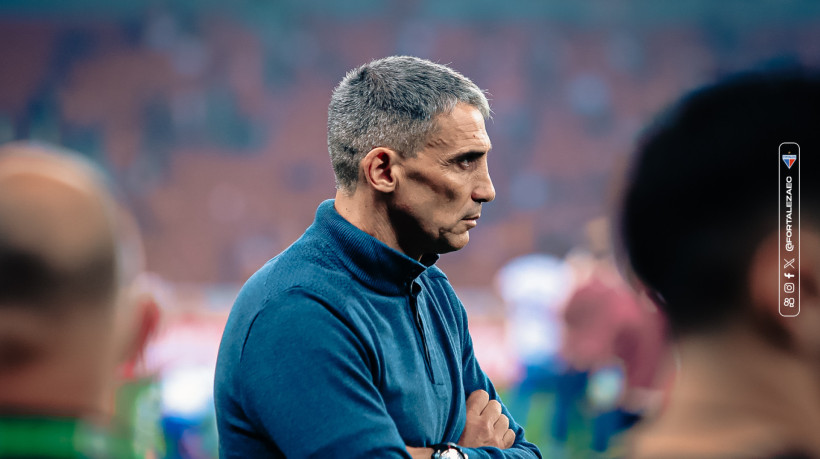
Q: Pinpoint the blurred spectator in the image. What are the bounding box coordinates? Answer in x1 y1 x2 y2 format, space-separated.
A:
619 69 820 458
0 142 159 458
496 252 573 444
561 217 667 454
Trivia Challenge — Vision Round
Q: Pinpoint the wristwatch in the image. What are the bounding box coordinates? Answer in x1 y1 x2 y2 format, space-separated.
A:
431 442 468 459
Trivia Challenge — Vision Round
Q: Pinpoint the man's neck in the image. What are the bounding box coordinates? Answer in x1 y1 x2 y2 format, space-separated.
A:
0 314 117 420
674 326 820 410
0 366 114 421
334 189 420 261
639 325 820 456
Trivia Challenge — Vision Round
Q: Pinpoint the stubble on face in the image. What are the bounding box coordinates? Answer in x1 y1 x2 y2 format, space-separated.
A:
389 104 492 259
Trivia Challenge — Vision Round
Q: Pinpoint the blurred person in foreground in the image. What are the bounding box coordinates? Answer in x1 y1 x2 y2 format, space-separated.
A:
618 68 820 458
215 56 541 458
0 142 158 458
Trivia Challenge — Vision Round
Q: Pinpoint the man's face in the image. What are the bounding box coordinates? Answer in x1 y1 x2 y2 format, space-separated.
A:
391 103 495 257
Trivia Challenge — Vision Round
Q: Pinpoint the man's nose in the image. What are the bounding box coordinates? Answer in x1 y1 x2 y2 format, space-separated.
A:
472 168 496 203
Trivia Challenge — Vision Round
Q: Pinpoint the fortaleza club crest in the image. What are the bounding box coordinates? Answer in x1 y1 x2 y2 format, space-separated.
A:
783 154 797 169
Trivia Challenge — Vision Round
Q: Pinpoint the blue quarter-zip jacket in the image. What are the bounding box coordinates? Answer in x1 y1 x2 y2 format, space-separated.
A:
214 199 541 458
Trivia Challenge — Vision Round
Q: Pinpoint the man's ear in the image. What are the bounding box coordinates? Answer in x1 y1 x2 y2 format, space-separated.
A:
749 229 820 354
361 147 401 193
117 286 160 378
129 293 159 364
749 231 784 318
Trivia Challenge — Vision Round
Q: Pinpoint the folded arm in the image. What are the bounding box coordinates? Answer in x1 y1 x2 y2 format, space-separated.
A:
240 291 413 458
456 309 542 458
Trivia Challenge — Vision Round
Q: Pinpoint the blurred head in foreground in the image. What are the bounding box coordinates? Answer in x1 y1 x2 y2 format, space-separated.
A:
0 141 156 419
619 69 820 458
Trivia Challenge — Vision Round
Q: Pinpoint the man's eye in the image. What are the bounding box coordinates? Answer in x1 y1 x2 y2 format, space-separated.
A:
457 155 480 169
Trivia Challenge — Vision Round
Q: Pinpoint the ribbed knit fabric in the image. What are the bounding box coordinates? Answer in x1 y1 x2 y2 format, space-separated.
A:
214 200 541 458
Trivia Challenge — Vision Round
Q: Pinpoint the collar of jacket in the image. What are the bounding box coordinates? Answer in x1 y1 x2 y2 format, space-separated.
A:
311 199 439 296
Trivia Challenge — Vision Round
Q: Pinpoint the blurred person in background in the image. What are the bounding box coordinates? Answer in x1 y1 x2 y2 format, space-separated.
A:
561 217 667 454
618 68 820 458
214 56 541 458
494 244 575 457
0 142 159 458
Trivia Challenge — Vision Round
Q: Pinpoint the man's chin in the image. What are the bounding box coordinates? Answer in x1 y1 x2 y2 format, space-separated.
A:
435 234 469 254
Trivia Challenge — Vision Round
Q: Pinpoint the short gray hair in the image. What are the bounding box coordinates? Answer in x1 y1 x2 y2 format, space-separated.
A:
328 56 490 191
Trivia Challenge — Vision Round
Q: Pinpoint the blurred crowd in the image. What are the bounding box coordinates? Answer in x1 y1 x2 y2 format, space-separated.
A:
3 5 819 288
496 217 667 456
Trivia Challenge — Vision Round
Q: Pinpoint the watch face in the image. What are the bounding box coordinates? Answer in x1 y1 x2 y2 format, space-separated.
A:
432 443 466 459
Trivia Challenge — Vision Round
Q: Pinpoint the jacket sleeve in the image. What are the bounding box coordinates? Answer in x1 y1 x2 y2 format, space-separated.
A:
238 287 412 458
457 304 543 459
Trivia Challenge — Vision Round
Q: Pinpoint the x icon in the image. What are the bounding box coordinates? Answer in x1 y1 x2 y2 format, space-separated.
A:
784 258 795 269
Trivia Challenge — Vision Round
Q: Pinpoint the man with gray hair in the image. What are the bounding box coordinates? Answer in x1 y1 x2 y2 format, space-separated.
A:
215 56 541 458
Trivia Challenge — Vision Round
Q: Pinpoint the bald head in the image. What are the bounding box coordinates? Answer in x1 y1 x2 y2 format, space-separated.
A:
0 142 128 310
0 142 157 416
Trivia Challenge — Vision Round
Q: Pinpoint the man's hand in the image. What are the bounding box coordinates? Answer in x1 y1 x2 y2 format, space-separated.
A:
458 390 515 449
406 446 433 459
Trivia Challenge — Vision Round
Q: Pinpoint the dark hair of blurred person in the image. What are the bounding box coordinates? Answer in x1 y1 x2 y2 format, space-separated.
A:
618 68 820 458
0 142 158 458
